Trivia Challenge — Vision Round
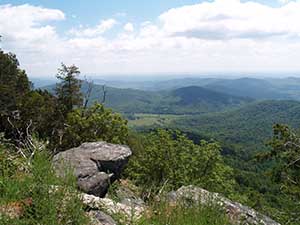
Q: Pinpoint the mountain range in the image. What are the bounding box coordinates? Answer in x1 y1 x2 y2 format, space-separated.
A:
43 82 252 115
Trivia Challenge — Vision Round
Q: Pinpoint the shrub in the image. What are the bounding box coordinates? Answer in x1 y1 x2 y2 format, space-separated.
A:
51 103 129 151
126 129 235 197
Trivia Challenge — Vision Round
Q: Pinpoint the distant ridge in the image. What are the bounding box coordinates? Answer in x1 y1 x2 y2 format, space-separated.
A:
41 82 251 115
172 86 251 105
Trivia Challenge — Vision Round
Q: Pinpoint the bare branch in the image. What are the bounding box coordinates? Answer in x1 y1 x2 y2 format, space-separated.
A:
83 76 94 112
284 141 300 150
100 85 107 104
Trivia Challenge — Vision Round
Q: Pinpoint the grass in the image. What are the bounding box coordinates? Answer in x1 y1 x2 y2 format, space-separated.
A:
137 201 232 225
128 113 188 128
0 146 88 225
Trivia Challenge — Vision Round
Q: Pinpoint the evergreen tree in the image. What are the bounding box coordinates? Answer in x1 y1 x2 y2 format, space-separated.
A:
0 49 31 137
55 63 83 116
0 50 31 114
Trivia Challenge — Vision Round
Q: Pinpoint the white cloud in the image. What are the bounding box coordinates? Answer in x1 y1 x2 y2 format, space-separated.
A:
68 19 117 37
159 0 300 40
0 4 66 73
2 1 300 76
124 23 134 32
0 4 64 45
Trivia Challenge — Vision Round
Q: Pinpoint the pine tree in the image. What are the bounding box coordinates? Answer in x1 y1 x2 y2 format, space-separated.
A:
55 63 83 116
0 50 31 114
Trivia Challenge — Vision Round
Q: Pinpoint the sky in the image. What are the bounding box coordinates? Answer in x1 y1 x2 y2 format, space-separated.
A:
0 0 300 77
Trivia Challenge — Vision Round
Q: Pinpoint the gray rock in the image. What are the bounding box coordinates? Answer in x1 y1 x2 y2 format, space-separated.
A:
167 186 281 225
87 210 117 225
53 142 132 197
107 180 145 209
81 194 145 224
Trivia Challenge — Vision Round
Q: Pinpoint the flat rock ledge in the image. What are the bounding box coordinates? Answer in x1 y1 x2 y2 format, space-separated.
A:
167 186 281 225
53 142 132 197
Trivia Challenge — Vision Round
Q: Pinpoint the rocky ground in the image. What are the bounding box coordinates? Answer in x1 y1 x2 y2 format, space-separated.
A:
51 141 281 225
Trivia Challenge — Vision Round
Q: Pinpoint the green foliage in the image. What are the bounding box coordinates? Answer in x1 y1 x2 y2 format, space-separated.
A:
44 82 250 115
0 50 31 138
137 201 232 225
0 50 31 114
257 124 300 224
53 103 129 151
126 129 235 196
18 90 58 138
103 85 250 114
265 124 300 189
172 100 300 157
169 101 300 224
55 63 83 116
0 50 59 145
0 145 88 224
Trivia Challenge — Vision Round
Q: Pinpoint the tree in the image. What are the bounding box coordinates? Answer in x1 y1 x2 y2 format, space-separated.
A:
19 90 58 139
0 50 31 114
50 103 129 151
259 124 300 224
55 63 83 116
264 124 300 190
126 129 235 197
0 49 31 138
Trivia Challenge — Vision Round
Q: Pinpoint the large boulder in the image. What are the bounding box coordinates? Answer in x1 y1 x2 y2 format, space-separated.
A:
167 186 280 225
53 142 132 197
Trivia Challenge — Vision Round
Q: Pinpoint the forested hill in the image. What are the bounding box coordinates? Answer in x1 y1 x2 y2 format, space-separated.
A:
205 78 285 99
42 82 252 115
171 100 300 155
40 76 300 101
172 86 251 105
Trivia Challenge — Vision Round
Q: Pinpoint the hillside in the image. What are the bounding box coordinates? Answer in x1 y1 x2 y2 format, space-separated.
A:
161 86 252 114
172 86 251 105
43 83 252 115
36 76 300 101
171 100 300 156
205 78 286 99
92 77 220 91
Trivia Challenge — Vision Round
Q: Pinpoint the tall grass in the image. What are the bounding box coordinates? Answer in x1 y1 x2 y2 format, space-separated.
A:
0 147 88 224
138 201 232 225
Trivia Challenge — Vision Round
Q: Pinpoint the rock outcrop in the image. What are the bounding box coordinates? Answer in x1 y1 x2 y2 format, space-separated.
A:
53 142 132 197
167 186 280 225
106 179 145 210
86 210 117 225
82 193 145 224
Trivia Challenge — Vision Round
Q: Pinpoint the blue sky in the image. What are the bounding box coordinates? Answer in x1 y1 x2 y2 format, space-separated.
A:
0 0 299 77
1 0 201 30
1 0 282 31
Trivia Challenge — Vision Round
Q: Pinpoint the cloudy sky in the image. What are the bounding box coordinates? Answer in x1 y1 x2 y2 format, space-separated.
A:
0 0 300 77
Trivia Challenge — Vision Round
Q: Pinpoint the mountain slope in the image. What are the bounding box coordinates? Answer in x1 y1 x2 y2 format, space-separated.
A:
172 100 300 155
205 78 286 99
161 86 252 114
92 77 221 91
172 86 250 105
42 82 252 114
